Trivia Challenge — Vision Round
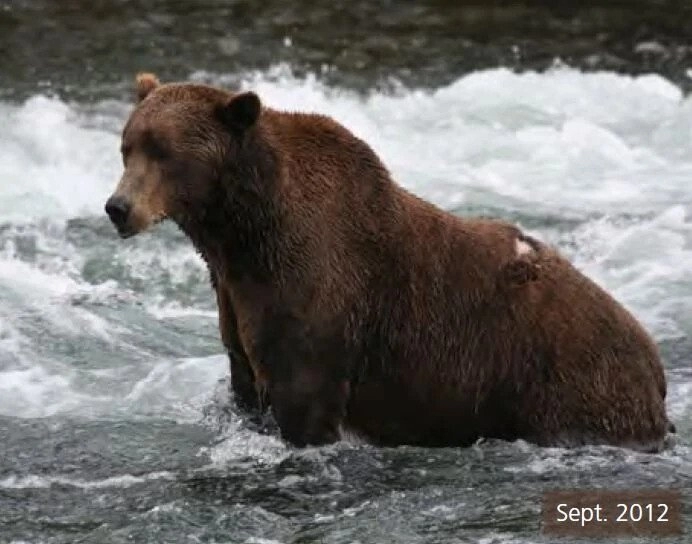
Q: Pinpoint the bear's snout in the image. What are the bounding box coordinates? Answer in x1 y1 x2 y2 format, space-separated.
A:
105 195 132 234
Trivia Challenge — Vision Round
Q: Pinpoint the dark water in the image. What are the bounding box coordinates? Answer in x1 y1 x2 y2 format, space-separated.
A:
2 0 692 101
0 2 691 543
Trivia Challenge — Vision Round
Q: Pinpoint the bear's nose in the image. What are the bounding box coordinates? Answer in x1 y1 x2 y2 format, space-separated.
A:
105 195 131 227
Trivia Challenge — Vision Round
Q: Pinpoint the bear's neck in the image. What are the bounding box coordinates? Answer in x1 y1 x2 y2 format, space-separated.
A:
179 142 285 284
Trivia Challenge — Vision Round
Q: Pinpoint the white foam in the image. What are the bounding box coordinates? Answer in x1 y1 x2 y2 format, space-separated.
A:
0 240 224 417
117 238 207 288
124 354 227 417
668 380 692 421
555 205 692 339
0 96 121 222
195 377 288 465
475 533 536 544
504 450 614 475
0 216 224 419
0 471 175 490
145 302 217 320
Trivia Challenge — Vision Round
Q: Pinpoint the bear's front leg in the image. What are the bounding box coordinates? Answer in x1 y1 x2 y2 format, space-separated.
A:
213 272 265 414
268 365 349 447
229 348 265 413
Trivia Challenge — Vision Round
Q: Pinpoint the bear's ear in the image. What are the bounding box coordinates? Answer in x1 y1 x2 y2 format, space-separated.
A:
135 72 160 102
217 92 261 134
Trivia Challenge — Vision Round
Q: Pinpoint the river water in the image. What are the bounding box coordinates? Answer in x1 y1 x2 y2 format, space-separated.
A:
0 1 690 543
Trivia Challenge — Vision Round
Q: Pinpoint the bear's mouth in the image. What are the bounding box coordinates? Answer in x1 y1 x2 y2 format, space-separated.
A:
115 214 167 239
116 227 136 239
152 213 167 226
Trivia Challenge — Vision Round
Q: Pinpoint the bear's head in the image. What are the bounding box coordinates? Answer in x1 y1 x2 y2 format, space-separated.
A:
104 73 262 238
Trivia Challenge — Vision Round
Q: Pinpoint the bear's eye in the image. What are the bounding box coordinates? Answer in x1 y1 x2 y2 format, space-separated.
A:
142 132 170 161
120 144 132 164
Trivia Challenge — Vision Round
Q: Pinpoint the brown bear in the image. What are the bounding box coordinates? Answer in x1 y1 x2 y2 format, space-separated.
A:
105 73 671 451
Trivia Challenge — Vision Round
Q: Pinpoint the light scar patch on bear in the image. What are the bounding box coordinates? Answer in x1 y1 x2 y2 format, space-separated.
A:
515 237 535 257
500 233 542 287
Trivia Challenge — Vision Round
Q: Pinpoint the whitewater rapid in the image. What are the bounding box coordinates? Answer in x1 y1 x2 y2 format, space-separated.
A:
0 65 690 428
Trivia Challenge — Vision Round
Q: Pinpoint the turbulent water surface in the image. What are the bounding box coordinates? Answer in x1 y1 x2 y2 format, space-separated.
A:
0 2 691 543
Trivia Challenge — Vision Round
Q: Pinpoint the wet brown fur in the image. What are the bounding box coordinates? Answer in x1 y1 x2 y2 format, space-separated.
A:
107 74 671 450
